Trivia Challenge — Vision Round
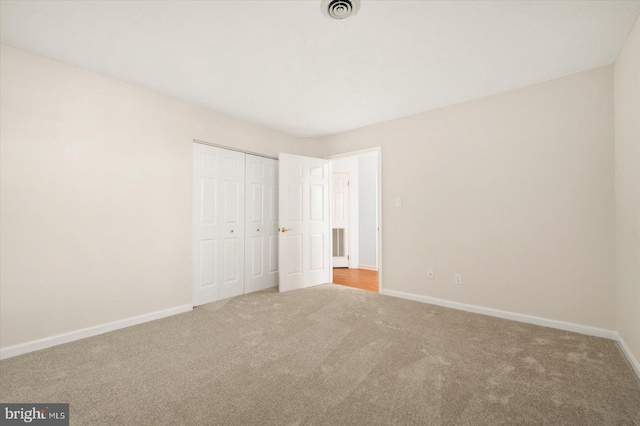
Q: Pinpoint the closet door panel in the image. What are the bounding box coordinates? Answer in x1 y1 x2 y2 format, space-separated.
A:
193 144 245 305
193 145 220 305
245 155 279 294
219 149 245 300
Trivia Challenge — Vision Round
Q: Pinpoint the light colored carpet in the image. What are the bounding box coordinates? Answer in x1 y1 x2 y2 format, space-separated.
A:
1 285 639 425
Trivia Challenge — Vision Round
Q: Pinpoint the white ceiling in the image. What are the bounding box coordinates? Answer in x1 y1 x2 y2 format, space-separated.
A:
1 1 639 137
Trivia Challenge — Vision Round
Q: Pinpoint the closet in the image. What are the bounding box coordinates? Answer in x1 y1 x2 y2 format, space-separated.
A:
192 143 278 306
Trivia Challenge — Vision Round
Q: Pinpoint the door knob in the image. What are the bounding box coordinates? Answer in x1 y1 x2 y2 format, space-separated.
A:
230 229 234 233
280 227 292 233
257 228 260 232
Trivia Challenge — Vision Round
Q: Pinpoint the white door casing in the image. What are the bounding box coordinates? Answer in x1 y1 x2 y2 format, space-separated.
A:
278 153 331 292
193 143 245 306
331 172 349 268
245 155 279 293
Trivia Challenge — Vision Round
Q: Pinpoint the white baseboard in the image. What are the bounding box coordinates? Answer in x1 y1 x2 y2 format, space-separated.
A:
358 264 378 271
381 289 617 340
0 304 193 360
616 333 640 379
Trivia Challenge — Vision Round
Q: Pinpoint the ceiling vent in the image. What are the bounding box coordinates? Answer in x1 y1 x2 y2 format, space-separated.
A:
321 0 360 20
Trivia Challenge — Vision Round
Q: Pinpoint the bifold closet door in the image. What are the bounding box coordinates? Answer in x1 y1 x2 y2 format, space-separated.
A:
245 155 279 293
193 144 245 306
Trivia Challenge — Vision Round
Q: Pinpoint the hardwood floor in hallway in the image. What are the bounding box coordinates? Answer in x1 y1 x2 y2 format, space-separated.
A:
332 268 378 293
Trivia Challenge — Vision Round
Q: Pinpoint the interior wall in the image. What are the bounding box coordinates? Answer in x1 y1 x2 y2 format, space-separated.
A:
358 154 378 268
313 66 616 330
614 16 640 365
0 44 313 350
0 41 625 352
330 157 359 268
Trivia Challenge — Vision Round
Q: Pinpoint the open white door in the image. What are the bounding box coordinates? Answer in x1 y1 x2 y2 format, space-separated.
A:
278 153 331 292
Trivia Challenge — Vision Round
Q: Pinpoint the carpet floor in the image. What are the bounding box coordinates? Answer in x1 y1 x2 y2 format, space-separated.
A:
1 285 639 425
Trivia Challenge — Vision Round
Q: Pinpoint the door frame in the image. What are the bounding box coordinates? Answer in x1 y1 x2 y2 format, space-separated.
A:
327 146 382 293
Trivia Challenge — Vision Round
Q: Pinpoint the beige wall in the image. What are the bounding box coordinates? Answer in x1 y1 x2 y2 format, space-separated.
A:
0 42 624 352
314 66 617 330
0 45 313 349
615 17 640 364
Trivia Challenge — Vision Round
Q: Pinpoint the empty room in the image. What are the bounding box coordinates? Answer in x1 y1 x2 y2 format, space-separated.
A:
1 1 639 425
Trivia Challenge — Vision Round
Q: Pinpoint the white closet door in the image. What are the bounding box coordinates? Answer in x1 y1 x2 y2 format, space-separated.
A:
193 144 245 306
244 155 279 293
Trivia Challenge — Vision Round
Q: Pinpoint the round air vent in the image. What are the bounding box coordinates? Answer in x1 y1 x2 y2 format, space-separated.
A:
321 0 360 20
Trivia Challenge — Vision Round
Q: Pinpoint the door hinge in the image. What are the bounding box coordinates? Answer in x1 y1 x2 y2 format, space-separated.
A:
347 181 350 187
347 255 350 260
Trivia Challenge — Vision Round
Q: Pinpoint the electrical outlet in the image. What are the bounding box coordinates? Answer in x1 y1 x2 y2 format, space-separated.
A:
455 274 463 285
395 198 402 207
427 269 434 279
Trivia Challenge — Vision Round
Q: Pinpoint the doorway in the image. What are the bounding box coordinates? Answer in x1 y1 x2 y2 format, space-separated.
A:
329 149 380 293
